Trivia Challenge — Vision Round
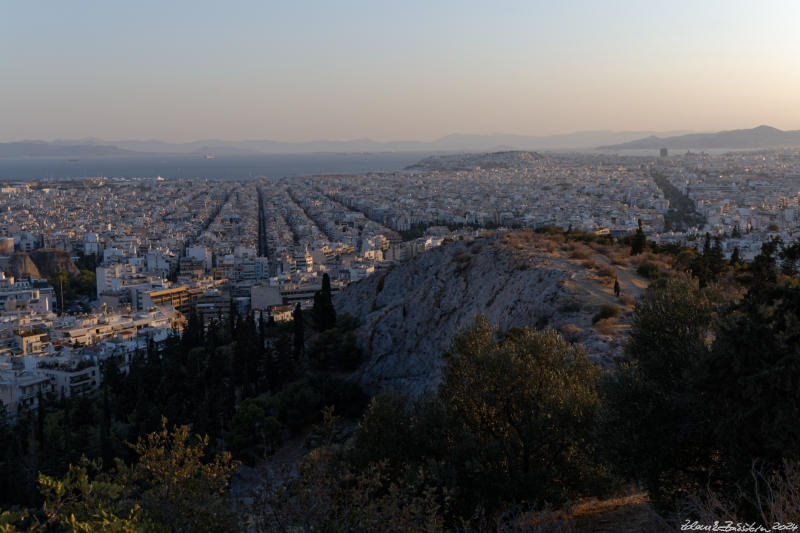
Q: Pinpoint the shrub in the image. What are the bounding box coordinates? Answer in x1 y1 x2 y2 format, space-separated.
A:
595 279 714 508
592 304 620 324
310 375 369 419
560 323 583 341
608 252 628 266
557 300 582 314
228 398 284 464
568 247 592 260
594 318 617 335
596 264 617 280
636 261 662 279
439 317 608 510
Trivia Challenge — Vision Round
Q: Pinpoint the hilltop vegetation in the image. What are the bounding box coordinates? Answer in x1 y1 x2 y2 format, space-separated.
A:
263 231 800 530
1 230 799 530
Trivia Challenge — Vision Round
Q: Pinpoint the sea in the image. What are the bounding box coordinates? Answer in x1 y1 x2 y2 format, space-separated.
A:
0 152 436 182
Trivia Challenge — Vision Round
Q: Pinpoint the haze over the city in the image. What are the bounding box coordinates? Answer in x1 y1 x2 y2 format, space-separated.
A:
2 0 800 143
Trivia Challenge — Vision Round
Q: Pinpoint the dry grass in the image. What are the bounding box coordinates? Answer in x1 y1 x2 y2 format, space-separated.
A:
608 252 629 266
678 460 800 527
596 264 617 280
568 246 592 260
594 317 618 335
500 231 569 256
505 506 575 533
570 494 649 519
560 323 583 342
513 493 669 533
557 299 583 314
582 259 598 271
618 293 635 306
540 241 557 253
586 242 614 256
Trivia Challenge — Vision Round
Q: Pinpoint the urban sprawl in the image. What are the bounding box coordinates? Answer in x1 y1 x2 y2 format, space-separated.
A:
1 149 799 415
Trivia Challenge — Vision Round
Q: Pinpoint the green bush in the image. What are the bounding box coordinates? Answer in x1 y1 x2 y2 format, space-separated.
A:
228 398 283 464
307 328 363 372
596 279 713 507
310 375 369 419
636 260 662 279
592 304 621 323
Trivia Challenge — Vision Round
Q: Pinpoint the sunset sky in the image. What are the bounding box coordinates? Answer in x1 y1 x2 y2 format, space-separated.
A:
2 0 799 142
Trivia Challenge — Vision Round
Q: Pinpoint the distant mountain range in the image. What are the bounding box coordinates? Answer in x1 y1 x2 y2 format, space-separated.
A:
0 141 139 158
598 125 800 150
3 126 798 158
0 130 690 158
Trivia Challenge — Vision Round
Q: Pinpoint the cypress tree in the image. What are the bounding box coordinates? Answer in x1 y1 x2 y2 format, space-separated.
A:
730 246 740 267
312 273 337 331
630 219 646 255
101 387 112 467
293 303 304 360
36 391 45 451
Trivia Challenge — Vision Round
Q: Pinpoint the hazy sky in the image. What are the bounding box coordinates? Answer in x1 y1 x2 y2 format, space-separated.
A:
2 0 799 142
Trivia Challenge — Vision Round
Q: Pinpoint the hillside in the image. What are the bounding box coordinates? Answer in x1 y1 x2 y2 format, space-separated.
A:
599 125 800 150
29 248 80 277
335 230 657 397
5 252 42 279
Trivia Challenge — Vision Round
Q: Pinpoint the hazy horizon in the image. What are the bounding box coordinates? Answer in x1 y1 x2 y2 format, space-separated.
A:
5 128 700 145
3 0 799 143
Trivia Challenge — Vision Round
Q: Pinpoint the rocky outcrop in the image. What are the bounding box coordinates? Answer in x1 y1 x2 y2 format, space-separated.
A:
335 232 644 398
29 248 80 277
7 252 42 279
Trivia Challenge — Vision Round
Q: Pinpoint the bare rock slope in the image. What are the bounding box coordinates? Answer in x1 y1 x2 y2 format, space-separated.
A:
7 252 43 279
335 231 651 398
29 248 80 278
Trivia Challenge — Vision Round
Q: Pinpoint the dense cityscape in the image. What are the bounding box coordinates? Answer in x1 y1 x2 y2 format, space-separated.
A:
4 0 800 529
0 148 799 419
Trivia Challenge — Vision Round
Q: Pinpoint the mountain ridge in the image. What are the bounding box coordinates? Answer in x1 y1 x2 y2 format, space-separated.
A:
599 125 800 150
0 130 692 157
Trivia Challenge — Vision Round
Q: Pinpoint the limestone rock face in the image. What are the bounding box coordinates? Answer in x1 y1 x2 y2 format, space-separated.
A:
7 252 42 279
29 248 80 278
335 232 639 398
